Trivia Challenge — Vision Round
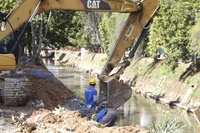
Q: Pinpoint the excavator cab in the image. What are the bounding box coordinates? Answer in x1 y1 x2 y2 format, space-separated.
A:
0 50 16 71
0 12 19 71
0 35 16 71
0 53 16 71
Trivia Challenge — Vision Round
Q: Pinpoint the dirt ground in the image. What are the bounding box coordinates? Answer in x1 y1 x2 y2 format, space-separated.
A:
0 64 150 133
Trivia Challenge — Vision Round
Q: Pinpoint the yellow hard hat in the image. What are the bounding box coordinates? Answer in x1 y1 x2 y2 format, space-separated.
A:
89 79 96 84
91 114 96 120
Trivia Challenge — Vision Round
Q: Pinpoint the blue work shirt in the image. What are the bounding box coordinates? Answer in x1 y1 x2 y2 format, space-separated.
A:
84 87 97 108
94 108 107 122
94 108 118 127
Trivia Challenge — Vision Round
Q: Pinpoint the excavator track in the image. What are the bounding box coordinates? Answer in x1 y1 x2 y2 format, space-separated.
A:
2 76 30 106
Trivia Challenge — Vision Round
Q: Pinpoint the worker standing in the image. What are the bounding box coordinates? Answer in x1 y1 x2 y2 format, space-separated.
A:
84 78 98 119
84 78 98 108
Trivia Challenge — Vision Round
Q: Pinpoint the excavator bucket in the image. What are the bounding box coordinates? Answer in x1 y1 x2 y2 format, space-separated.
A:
0 54 16 70
99 78 132 109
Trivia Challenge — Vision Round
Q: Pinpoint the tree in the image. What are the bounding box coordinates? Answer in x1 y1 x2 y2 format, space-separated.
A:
82 12 103 52
188 18 200 63
188 1 200 62
147 0 199 70
44 11 88 50
99 12 129 54
0 0 17 12
68 11 91 49
30 13 46 64
1 1 89 64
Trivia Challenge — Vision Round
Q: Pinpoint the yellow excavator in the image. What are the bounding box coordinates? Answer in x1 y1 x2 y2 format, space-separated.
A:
0 0 159 107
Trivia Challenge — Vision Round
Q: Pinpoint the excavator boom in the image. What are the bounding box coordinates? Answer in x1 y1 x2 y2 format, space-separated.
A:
0 0 140 41
0 0 159 108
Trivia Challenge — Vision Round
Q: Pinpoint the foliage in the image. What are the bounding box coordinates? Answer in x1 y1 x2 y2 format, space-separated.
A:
151 63 184 79
190 92 200 99
69 11 91 49
188 18 200 59
99 12 114 53
147 0 199 70
1 1 103 54
2 0 200 72
100 57 108 63
0 0 18 12
99 12 129 54
185 74 200 87
147 64 170 78
45 11 83 49
148 110 186 133
82 12 103 51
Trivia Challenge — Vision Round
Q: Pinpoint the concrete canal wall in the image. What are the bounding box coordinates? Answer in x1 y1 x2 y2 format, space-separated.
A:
53 51 200 123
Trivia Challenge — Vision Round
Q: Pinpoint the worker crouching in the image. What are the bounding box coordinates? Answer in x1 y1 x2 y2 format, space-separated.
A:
91 104 118 127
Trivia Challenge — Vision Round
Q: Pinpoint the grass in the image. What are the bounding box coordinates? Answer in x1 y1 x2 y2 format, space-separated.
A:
190 92 200 99
148 110 186 133
97 57 108 66
147 64 183 79
73 91 85 102
185 74 200 88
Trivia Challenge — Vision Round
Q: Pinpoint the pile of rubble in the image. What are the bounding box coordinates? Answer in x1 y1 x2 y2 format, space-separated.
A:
13 103 150 133
0 64 150 133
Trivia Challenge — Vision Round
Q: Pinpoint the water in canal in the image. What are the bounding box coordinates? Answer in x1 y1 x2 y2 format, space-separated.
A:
45 59 199 133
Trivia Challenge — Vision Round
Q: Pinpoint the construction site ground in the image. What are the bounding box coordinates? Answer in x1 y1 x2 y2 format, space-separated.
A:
0 63 150 133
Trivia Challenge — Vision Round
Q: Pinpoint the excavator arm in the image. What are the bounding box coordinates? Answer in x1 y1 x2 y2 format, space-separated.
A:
98 1 159 108
0 0 159 108
0 0 142 41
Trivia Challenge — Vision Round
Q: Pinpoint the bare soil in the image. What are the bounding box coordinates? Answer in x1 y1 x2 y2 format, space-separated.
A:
0 64 150 133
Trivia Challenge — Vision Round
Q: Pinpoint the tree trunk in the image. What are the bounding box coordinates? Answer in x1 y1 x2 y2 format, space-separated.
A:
34 13 44 65
84 12 104 53
30 13 51 65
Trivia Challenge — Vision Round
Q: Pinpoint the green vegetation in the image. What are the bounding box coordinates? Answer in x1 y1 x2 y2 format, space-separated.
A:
96 56 108 66
0 0 17 12
100 57 108 63
73 91 85 102
147 1 200 70
148 63 184 79
191 92 200 99
99 12 129 53
2 0 200 79
150 65 170 78
148 110 186 133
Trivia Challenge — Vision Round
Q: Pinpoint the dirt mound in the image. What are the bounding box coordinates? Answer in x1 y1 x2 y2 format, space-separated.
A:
22 66 75 109
25 75 74 108
21 108 150 133
0 64 150 133
15 64 150 133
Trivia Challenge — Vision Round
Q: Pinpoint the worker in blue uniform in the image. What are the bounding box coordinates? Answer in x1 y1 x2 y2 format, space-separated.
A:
91 103 118 127
84 78 98 108
84 79 118 126
84 78 98 119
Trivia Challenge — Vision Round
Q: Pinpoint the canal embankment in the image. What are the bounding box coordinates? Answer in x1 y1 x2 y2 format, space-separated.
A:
53 51 200 124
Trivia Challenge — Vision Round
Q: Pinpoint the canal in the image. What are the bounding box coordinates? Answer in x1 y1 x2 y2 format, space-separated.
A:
45 59 199 132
